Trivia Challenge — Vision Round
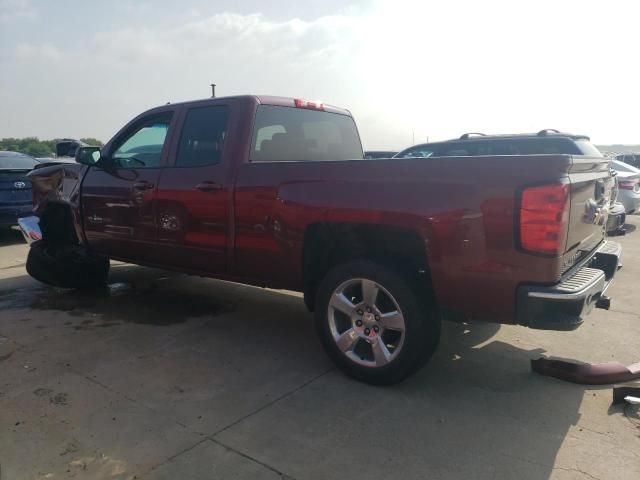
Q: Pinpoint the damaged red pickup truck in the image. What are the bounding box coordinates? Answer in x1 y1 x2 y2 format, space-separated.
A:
20 95 621 384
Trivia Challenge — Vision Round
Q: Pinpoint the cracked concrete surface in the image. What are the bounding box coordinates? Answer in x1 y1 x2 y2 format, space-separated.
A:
0 219 639 480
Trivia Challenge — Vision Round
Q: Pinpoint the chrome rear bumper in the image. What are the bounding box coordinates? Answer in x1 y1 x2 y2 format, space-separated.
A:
516 241 622 331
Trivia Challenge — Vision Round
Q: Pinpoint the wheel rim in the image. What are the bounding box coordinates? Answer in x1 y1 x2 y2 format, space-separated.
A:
327 278 406 368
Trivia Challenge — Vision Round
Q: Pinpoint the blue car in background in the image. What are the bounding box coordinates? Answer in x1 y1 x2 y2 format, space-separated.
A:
0 151 39 228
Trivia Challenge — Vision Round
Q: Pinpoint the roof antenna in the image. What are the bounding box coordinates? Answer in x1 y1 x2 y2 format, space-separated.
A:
210 83 216 98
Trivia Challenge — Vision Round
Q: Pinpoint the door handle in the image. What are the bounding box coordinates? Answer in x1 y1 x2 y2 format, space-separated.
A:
195 181 222 192
133 181 154 190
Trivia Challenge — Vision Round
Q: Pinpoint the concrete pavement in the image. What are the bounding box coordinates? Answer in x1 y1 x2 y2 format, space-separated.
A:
0 221 638 480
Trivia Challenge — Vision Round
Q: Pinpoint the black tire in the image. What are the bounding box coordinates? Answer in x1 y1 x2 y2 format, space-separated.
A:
26 240 110 289
315 260 440 385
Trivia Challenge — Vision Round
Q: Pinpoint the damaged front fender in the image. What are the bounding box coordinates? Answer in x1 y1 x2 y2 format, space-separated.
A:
23 162 89 245
27 162 87 213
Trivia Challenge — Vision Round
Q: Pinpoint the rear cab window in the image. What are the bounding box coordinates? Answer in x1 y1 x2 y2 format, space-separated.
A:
250 105 363 162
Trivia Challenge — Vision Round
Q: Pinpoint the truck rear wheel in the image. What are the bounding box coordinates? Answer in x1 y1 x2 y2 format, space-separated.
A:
315 260 440 385
26 240 110 289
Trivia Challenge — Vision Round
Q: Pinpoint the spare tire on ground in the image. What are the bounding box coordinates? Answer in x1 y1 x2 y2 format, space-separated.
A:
26 240 110 289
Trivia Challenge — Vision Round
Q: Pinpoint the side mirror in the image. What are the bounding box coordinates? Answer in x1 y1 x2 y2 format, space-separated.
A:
75 146 102 166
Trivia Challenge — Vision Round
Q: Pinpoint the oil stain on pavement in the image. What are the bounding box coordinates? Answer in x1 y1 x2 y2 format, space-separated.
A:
0 265 237 327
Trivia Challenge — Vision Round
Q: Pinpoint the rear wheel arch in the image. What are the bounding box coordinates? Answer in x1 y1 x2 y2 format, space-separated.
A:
302 222 433 311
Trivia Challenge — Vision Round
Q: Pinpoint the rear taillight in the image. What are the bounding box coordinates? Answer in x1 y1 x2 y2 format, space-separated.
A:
618 179 639 191
519 183 570 255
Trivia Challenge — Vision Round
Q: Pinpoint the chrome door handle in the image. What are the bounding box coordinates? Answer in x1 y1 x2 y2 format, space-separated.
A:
195 181 222 192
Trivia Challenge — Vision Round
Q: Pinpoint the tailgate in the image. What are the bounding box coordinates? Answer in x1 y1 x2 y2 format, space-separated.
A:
564 156 612 265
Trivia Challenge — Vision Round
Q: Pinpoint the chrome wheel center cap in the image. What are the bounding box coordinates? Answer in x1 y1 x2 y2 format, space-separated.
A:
363 312 375 326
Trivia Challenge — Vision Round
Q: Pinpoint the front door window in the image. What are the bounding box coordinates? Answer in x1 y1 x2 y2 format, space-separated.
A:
112 117 171 168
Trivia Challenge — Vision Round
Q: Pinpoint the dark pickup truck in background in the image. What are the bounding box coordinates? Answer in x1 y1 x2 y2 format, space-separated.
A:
20 95 621 384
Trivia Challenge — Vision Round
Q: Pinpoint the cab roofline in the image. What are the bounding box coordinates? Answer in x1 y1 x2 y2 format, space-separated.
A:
139 94 352 117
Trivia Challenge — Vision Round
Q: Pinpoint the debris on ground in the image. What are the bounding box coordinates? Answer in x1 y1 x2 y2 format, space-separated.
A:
531 357 640 385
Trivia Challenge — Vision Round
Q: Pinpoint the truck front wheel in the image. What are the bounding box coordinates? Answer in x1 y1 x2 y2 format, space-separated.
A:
26 240 110 289
315 260 440 385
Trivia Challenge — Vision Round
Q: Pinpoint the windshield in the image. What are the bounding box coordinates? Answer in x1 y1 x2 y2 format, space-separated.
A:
0 152 39 169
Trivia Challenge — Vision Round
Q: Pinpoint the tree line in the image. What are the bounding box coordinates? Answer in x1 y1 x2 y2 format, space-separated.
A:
0 137 104 157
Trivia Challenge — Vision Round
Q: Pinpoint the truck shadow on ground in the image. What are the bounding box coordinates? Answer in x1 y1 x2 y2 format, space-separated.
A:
0 264 238 326
0 265 610 480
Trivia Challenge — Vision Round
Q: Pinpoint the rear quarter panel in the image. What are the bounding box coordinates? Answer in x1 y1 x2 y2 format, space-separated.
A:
233 154 576 323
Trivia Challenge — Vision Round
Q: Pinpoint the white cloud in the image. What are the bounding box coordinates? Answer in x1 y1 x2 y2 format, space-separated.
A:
90 13 357 67
2 1 640 147
2 12 363 141
15 42 61 61
0 0 35 23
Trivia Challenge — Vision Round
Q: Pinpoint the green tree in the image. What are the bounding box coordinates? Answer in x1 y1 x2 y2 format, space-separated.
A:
0 137 104 156
80 138 104 147
25 142 54 157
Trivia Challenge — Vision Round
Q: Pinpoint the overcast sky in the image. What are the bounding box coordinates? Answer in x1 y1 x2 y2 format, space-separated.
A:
1 0 639 149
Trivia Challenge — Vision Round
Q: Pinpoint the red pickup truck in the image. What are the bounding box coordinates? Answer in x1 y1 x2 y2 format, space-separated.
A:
21 95 621 384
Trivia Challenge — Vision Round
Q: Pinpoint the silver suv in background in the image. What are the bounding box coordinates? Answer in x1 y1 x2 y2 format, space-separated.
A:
394 130 626 234
394 129 603 158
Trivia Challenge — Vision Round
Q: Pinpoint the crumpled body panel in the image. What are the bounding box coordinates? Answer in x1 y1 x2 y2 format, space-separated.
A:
25 162 88 243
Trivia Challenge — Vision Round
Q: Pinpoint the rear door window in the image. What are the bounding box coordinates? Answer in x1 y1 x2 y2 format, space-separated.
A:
176 105 230 167
250 105 363 162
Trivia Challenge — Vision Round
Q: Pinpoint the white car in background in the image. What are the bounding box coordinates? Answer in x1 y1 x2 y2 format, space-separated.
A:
610 159 640 214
